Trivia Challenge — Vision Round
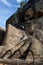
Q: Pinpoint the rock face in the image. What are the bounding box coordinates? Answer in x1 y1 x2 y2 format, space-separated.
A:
0 0 43 65
4 24 26 50
0 24 27 58
35 0 43 12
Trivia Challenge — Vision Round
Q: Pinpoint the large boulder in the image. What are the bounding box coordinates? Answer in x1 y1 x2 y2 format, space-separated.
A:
20 36 43 62
0 24 27 58
8 36 43 63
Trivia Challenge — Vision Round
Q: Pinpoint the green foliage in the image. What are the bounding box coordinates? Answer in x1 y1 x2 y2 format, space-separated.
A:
20 1 26 8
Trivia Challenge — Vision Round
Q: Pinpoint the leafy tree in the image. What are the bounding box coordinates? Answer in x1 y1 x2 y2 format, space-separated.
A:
20 1 26 8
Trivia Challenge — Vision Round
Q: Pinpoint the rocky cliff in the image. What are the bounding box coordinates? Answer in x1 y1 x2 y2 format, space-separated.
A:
0 0 43 65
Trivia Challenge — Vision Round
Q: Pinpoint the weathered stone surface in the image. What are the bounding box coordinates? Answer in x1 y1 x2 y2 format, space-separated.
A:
35 0 43 12
0 24 27 58
25 36 42 62
0 0 43 64
7 36 43 63
5 24 26 49
6 12 19 28
33 29 43 43
6 7 25 29
11 36 42 63
24 16 43 36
